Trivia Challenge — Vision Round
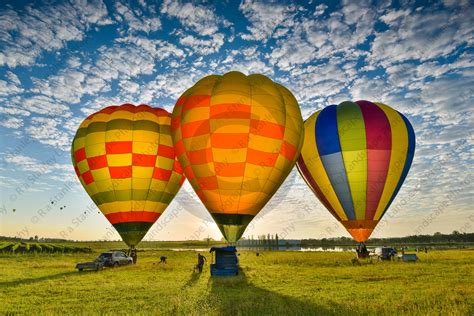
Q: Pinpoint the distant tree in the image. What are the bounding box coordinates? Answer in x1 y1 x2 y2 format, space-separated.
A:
452 230 460 235
434 232 442 236
34 235 38 241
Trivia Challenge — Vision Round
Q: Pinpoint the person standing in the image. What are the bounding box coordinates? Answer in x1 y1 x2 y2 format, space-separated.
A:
197 253 206 273
131 249 137 264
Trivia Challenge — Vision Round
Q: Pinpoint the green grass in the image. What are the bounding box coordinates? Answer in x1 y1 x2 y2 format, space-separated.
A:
0 245 473 315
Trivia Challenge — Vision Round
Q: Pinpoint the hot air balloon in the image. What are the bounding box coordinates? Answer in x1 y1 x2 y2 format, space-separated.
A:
171 71 304 242
297 101 415 243
71 104 185 248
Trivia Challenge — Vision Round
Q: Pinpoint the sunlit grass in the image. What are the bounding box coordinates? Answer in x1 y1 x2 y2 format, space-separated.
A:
0 246 472 315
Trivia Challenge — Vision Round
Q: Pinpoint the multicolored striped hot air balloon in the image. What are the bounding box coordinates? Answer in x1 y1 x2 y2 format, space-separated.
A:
296 101 415 242
171 71 304 242
71 104 185 248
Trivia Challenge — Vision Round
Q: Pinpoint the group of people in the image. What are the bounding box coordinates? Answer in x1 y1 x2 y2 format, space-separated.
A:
356 243 369 258
157 252 207 272
128 249 207 272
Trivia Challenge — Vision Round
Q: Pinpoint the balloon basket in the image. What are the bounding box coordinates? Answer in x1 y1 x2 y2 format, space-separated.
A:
209 246 239 277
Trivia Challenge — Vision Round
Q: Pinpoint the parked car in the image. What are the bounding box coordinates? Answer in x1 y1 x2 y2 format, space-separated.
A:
99 251 133 267
374 247 397 260
75 260 104 272
76 251 133 271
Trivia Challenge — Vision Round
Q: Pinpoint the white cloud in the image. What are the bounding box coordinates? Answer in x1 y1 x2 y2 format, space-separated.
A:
419 73 474 120
137 71 203 110
114 2 161 33
117 36 185 61
268 32 316 71
1 116 23 129
28 38 176 107
0 1 111 68
314 4 328 16
239 0 296 41
26 117 72 151
4 153 70 173
179 33 224 55
21 95 72 117
0 71 23 96
32 70 109 104
118 79 140 95
370 4 474 66
379 9 410 25
286 59 355 105
160 0 227 36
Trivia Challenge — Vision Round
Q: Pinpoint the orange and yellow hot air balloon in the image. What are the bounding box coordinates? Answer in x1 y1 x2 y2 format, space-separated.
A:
171 71 304 242
71 104 184 248
296 101 415 243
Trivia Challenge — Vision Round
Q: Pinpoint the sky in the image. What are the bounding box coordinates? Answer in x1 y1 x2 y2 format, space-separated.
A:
0 0 473 242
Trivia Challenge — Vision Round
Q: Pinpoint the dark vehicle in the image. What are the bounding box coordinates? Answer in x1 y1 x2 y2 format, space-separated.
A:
75 260 104 272
76 251 132 271
374 247 397 260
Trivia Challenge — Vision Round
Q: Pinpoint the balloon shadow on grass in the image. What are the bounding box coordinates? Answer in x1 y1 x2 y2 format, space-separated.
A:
0 271 79 288
206 269 352 315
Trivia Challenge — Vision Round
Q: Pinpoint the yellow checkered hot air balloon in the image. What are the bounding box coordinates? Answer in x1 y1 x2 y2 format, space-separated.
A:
171 71 304 242
71 104 185 248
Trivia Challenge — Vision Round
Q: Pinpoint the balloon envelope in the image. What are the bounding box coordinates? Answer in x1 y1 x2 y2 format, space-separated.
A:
171 71 304 242
71 104 184 247
296 101 415 242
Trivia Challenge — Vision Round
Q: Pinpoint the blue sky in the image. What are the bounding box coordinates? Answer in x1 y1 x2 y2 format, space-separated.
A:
0 0 473 241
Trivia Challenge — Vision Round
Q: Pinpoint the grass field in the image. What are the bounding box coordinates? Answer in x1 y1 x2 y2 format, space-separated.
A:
0 243 473 315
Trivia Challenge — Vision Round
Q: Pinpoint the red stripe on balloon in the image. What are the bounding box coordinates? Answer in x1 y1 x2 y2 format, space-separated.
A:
158 144 176 159
105 211 161 224
153 168 172 180
356 100 392 220
88 155 108 169
81 170 94 185
74 148 86 163
280 141 297 161
106 141 133 154
182 95 211 112
109 166 132 178
132 154 156 167
87 104 169 120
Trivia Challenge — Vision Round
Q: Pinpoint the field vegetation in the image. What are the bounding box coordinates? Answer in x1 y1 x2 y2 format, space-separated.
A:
0 241 472 315
0 242 91 254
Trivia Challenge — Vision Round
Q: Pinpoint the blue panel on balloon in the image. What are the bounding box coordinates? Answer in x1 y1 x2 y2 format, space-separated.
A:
315 105 341 156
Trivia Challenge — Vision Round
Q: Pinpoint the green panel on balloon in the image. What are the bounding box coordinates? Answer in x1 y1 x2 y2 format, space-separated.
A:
113 222 154 247
337 101 367 220
115 190 132 201
107 119 132 131
132 189 148 200
211 214 255 243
